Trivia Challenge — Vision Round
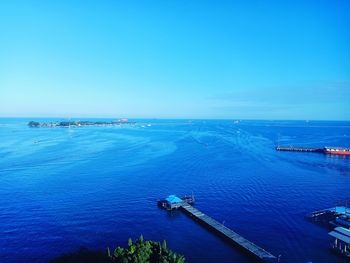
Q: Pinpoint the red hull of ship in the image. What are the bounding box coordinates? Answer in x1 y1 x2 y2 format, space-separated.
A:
325 151 350 156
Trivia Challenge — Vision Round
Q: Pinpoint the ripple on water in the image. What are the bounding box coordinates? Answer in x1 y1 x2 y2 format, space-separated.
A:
0 119 349 263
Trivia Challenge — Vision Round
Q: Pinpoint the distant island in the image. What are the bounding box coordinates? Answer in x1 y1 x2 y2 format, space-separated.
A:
28 119 135 128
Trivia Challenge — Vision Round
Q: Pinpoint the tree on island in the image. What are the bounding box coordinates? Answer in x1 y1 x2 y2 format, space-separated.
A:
108 235 185 263
51 236 185 263
28 121 40 127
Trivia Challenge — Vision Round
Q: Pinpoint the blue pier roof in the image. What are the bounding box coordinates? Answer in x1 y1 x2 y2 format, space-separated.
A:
165 195 183 204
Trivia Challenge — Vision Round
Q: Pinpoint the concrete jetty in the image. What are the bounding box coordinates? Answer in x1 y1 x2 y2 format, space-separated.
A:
180 203 278 262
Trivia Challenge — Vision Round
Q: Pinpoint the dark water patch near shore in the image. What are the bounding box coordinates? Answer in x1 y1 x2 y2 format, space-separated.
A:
50 248 109 263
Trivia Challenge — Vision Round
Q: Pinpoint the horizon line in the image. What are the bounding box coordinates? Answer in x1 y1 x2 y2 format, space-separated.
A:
0 116 349 122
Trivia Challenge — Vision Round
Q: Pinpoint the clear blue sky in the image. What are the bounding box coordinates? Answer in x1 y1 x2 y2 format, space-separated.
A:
0 0 349 120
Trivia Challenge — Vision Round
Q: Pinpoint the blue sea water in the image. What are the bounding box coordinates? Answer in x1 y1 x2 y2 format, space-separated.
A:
0 118 349 263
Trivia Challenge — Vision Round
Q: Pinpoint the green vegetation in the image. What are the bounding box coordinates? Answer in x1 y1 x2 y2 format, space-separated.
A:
108 235 185 263
28 121 40 127
50 236 185 263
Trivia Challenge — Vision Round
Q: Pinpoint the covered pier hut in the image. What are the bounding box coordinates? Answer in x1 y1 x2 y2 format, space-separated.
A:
158 195 184 210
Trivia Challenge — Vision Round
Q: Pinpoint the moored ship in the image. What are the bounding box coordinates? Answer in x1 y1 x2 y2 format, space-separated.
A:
324 147 350 156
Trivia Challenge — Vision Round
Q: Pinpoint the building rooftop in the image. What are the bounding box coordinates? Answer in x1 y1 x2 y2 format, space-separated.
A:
329 227 350 244
165 195 183 204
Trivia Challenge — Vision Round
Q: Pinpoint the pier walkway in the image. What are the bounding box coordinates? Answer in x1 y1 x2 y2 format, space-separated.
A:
276 146 323 153
180 203 277 262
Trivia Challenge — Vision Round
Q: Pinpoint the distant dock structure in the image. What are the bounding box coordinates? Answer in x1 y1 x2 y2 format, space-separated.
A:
307 199 350 260
306 198 350 228
158 195 278 262
276 146 324 153
276 146 350 156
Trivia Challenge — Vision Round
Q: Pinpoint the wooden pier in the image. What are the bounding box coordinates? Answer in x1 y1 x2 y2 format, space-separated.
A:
180 203 278 262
